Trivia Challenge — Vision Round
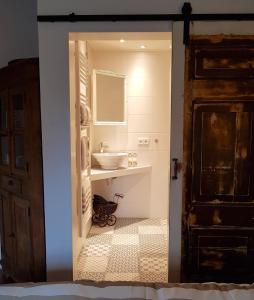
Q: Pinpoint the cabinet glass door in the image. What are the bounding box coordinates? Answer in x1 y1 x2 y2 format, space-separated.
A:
14 135 25 170
12 94 24 129
10 89 26 175
0 94 8 130
0 135 9 166
0 91 10 170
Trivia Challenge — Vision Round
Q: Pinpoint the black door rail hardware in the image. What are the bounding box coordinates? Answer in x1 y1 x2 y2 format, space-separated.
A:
182 2 192 45
172 158 179 180
37 2 254 45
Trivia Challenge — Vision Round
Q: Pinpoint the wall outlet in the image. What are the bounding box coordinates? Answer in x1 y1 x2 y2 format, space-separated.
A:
138 137 150 145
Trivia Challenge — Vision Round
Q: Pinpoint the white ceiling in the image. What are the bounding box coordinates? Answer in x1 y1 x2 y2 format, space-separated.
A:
88 40 171 52
69 32 171 52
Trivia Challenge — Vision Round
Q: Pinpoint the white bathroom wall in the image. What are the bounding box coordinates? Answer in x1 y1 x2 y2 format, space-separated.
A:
91 49 171 218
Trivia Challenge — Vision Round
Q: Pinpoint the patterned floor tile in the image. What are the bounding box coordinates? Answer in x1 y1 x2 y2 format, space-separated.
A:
105 272 140 281
107 254 139 273
139 234 166 246
140 242 167 255
89 225 115 236
111 245 139 257
114 224 139 234
87 234 113 245
161 225 168 235
139 256 167 273
138 225 163 234
114 218 142 229
137 219 161 226
81 256 109 273
77 246 85 261
77 271 105 281
77 218 168 283
112 234 139 245
160 219 168 226
84 244 111 257
77 253 87 266
163 235 168 243
139 272 168 283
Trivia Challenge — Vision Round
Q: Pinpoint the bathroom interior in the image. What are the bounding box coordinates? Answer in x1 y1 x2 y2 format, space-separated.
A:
69 32 172 283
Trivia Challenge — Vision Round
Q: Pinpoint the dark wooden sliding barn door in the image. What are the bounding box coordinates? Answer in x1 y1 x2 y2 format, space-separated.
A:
183 36 254 283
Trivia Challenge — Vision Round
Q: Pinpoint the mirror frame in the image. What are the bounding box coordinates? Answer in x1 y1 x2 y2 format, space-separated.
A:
92 69 127 125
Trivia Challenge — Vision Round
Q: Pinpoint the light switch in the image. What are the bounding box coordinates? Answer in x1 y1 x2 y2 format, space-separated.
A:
138 137 150 145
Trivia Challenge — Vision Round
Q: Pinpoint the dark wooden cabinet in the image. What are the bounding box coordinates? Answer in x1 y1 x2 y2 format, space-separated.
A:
183 37 254 283
0 190 15 277
0 59 45 282
13 195 32 282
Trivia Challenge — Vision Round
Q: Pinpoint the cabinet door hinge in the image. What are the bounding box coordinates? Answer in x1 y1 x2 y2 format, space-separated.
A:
28 207 31 217
26 162 29 173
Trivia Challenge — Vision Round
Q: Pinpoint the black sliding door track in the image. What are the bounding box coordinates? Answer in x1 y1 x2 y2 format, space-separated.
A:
37 2 254 45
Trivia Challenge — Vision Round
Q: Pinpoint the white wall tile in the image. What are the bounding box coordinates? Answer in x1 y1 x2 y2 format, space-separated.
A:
91 50 171 218
128 97 153 115
150 133 170 151
128 114 153 133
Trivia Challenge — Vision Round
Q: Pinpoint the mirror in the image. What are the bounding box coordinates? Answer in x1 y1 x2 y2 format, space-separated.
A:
93 69 127 125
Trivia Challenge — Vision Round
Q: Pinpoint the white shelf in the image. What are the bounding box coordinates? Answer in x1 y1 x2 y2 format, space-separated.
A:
90 165 152 181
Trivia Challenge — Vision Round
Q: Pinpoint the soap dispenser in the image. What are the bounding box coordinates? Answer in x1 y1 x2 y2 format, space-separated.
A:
128 153 133 167
132 153 138 167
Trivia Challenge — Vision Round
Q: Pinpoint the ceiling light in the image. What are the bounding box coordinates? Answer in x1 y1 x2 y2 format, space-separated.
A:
140 45 146 49
120 39 125 43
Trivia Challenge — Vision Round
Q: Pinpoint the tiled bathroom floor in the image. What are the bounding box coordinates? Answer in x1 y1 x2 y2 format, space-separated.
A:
77 218 168 282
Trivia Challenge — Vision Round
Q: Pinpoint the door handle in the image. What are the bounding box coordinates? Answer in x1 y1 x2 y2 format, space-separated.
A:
172 158 182 180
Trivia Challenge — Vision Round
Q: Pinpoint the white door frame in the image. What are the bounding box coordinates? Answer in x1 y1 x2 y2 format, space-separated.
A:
38 20 184 281
168 22 185 283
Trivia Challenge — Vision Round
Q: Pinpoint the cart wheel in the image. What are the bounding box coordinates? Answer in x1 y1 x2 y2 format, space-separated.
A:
92 214 100 224
107 215 117 226
98 217 108 227
94 214 106 227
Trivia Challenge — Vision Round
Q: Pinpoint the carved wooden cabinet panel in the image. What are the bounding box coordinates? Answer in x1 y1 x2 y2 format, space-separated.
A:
183 36 254 283
0 59 45 282
12 195 32 282
0 190 15 277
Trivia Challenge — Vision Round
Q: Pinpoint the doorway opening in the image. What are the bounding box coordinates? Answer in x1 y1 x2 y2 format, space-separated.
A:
69 32 172 282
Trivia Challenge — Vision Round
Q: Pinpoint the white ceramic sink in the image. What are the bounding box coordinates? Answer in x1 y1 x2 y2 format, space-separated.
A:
92 152 128 170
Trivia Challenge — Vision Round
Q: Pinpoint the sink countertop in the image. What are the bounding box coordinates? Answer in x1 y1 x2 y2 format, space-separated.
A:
90 165 152 181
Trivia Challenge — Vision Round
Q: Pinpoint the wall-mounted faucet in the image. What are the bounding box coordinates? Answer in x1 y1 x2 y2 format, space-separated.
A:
99 142 108 153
